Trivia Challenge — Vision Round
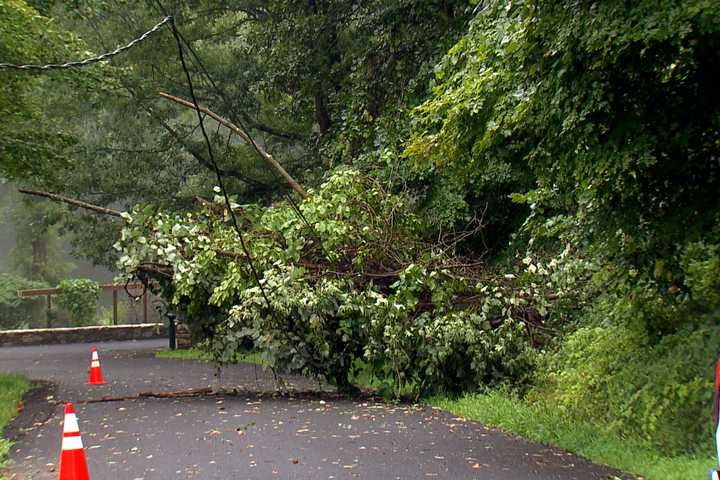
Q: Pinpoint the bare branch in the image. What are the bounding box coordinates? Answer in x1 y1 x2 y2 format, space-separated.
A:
159 91 307 197
18 189 123 218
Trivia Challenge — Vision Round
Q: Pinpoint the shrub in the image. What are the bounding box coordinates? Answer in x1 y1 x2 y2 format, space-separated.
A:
535 320 717 456
532 241 720 455
55 278 99 326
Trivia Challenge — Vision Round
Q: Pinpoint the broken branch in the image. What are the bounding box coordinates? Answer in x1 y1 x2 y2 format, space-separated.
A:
18 189 123 218
159 91 307 198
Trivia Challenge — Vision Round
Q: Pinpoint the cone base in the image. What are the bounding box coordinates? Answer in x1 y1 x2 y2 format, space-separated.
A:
88 366 104 385
59 449 90 480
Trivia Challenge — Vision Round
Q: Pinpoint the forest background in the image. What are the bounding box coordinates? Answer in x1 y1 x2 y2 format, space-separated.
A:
1 0 719 474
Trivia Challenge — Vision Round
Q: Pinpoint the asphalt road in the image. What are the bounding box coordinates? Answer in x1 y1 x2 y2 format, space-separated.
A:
0 340 631 479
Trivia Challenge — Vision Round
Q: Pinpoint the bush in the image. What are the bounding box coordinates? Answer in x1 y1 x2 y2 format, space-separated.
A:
0 273 47 330
97 301 128 326
55 278 99 326
535 321 717 456
532 241 720 455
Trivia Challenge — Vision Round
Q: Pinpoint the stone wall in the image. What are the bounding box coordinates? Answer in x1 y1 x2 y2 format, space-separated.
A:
0 323 167 347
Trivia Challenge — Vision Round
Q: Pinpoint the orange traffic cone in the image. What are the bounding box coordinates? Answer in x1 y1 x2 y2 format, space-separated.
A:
88 347 104 385
58 403 90 480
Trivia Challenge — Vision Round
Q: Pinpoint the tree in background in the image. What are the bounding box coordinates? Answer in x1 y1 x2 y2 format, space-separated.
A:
0 0 85 184
0 0 101 272
8 199 73 285
0 273 47 330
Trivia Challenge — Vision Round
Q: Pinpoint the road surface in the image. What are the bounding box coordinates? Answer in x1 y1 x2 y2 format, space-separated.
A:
0 340 631 479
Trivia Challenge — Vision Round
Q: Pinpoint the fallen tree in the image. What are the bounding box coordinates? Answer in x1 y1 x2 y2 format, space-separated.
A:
20 169 556 397
109 169 554 396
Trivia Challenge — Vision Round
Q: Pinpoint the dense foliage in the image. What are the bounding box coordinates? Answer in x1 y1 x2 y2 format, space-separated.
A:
0 0 96 184
407 0 720 261
404 0 720 454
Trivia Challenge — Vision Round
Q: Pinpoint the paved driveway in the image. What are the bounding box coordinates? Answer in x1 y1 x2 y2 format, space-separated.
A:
0 340 630 479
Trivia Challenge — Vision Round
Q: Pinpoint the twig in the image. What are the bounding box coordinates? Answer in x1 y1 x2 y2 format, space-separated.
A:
135 263 174 278
81 387 214 403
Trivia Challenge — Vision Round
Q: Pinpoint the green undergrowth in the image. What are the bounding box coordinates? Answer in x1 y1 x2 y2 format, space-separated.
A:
156 348 267 366
427 390 715 480
0 373 31 476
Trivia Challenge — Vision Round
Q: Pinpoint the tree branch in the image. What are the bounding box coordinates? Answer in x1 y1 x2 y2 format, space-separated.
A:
159 91 307 197
18 189 123 218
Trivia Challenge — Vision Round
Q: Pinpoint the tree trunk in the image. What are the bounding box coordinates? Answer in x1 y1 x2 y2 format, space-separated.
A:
314 92 331 135
30 231 48 281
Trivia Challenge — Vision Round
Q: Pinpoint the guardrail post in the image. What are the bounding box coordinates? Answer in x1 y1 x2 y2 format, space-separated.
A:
167 312 176 350
112 289 118 325
143 290 148 323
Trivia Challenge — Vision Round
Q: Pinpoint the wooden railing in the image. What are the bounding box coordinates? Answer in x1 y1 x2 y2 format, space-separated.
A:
17 283 149 327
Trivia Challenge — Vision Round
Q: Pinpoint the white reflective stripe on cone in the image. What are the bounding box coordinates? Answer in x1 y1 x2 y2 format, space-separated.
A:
63 414 79 434
92 351 99 361
91 361 100 368
61 435 83 451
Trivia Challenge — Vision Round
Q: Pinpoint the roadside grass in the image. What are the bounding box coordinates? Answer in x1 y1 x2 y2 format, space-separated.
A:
427 390 715 480
156 348 212 361
156 348 267 366
0 373 31 475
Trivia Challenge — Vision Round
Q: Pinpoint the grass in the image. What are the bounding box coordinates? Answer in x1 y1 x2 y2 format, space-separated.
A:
156 348 267 366
427 390 716 480
0 373 31 475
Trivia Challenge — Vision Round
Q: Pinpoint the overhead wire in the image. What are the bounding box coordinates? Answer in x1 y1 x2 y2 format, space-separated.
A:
0 16 172 70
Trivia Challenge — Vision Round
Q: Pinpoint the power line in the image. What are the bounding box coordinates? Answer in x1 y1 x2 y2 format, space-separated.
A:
0 16 171 71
